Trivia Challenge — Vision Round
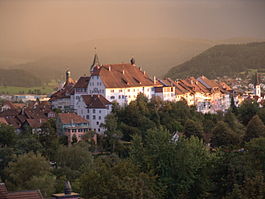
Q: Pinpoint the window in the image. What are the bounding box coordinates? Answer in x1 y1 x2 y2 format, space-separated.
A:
98 128 100 132
99 116 101 120
97 76 99 79
96 121 99 125
119 89 122 92
86 115 89 119
78 129 82 132
99 110 101 113
93 115 96 120
110 96 115 99
133 89 136 92
119 95 121 99
87 109 89 113
72 129 77 132
128 89 130 92
93 109 96 113
111 89 114 93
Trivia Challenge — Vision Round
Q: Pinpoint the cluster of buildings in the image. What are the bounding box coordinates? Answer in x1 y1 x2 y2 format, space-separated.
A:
49 55 234 136
1 54 264 144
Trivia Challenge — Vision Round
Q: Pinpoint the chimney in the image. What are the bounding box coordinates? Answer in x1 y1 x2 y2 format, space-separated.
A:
108 66 111 71
153 76 156 84
143 71 146 75
122 70 125 75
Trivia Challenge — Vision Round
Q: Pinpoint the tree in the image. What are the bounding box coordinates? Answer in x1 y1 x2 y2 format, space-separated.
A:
184 119 203 139
238 99 259 125
0 124 17 147
224 173 265 199
4 152 55 195
245 137 265 173
39 119 59 159
101 113 122 152
244 115 265 142
211 121 241 148
79 156 163 199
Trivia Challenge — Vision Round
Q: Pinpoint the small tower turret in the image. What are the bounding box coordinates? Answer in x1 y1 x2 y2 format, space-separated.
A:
66 70 71 84
254 72 261 97
130 57 135 65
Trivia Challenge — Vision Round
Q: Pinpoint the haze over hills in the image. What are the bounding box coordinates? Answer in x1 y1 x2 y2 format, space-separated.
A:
1 37 264 87
165 41 265 80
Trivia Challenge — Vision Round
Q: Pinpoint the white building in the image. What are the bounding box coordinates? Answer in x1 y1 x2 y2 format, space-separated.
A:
75 95 112 134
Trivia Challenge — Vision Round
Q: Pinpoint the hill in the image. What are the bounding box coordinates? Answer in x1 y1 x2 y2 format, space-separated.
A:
165 42 265 79
0 38 215 82
0 69 42 87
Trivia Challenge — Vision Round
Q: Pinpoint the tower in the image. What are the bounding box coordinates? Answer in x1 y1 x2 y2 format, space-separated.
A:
254 72 261 97
66 70 71 84
90 48 100 73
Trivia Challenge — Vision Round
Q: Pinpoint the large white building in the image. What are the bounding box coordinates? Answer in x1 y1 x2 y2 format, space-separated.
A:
52 55 233 134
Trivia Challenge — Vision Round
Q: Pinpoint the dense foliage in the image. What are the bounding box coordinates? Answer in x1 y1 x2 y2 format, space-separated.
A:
0 95 265 198
165 42 265 79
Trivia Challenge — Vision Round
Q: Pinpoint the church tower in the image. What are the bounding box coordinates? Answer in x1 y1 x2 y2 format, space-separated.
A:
254 73 261 97
90 52 100 74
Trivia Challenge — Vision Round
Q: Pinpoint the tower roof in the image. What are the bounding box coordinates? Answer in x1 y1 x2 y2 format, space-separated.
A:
254 73 260 86
90 53 100 72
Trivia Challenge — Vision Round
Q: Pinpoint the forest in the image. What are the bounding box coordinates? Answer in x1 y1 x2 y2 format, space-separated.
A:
0 94 265 199
166 42 265 79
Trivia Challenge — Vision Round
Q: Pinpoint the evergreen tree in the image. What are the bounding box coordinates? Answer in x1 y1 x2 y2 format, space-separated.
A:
244 115 265 142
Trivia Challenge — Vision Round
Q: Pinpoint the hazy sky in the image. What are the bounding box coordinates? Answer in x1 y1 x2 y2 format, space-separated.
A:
0 0 265 51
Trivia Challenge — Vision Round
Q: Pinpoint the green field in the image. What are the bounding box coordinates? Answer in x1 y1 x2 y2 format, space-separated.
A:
0 86 55 95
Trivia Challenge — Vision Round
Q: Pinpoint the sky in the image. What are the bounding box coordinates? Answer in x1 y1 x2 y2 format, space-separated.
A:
0 0 265 52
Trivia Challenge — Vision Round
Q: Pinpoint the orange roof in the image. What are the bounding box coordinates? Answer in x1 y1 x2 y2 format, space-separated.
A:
0 183 8 199
25 118 48 128
74 76 90 89
82 95 111 109
0 117 8 125
91 63 155 88
58 113 88 124
8 190 43 199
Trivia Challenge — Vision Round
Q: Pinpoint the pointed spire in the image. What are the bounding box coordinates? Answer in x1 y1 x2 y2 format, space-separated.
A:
130 57 135 65
254 72 260 86
64 181 72 195
90 47 100 73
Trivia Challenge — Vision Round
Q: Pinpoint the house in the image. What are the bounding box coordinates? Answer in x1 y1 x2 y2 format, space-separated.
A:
50 70 75 112
56 113 90 144
0 183 43 199
75 95 112 134
21 118 48 134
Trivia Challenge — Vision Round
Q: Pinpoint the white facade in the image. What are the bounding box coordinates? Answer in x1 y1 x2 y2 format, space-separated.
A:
75 96 112 134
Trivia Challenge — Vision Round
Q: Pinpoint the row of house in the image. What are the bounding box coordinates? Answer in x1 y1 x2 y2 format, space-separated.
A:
50 55 233 135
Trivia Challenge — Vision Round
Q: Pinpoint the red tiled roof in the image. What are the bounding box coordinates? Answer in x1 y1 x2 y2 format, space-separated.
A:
0 109 19 117
58 113 88 124
8 190 43 199
4 117 21 129
2 101 16 110
91 63 155 88
0 117 8 125
82 95 111 109
74 76 90 89
50 83 74 101
0 183 8 199
25 118 48 128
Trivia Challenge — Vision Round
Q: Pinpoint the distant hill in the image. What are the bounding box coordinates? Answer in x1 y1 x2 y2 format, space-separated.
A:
0 38 216 82
165 42 265 79
0 69 42 87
